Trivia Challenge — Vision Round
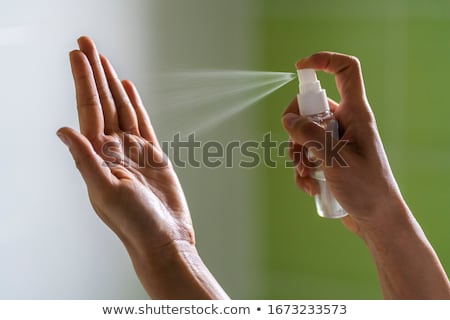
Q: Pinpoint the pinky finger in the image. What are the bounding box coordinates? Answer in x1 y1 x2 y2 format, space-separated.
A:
122 80 160 149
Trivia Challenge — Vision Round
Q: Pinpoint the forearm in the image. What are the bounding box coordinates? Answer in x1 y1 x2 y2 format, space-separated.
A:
360 200 450 299
127 240 230 300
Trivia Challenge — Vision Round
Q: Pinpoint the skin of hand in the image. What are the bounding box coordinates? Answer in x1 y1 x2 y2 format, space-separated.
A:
282 52 450 299
57 36 228 299
283 52 402 232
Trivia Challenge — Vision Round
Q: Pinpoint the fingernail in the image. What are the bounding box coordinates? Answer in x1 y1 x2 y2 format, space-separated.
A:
283 113 300 129
56 131 70 147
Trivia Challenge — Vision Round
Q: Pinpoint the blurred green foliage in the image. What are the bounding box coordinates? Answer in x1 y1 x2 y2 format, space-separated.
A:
261 0 450 299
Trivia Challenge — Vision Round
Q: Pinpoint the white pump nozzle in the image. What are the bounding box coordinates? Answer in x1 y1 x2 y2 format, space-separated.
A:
297 69 318 91
297 68 329 116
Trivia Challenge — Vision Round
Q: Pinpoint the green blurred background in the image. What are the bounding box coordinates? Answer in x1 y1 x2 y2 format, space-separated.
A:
261 0 450 299
1 0 449 299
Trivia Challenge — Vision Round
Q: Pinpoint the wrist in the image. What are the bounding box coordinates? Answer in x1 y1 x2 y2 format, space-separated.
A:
129 240 197 298
130 239 199 280
353 196 450 299
354 195 414 243
127 240 228 299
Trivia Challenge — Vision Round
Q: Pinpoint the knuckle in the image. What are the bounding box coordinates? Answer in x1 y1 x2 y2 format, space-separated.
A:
98 89 114 104
347 55 361 69
310 52 324 62
128 126 140 134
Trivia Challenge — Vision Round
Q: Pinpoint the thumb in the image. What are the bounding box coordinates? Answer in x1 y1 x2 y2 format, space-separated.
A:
57 127 111 188
282 113 327 160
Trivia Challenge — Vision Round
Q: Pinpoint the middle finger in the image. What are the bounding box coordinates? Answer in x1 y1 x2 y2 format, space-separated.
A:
78 36 119 133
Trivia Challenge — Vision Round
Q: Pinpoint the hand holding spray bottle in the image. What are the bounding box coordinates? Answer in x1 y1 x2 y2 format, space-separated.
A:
296 69 347 219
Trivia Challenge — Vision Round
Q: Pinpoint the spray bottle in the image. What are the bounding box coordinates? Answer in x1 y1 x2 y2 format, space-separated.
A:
297 69 347 219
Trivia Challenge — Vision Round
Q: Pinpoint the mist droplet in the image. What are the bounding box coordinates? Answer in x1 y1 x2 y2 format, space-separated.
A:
154 70 296 137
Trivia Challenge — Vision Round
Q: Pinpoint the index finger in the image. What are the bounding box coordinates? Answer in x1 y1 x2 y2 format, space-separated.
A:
70 50 104 140
296 52 366 104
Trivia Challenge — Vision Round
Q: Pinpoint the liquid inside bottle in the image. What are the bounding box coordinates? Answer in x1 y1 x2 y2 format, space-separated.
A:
297 68 347 219
307 111 347 219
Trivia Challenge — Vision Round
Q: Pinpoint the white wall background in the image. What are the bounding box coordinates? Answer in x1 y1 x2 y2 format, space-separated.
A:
0 0 262 298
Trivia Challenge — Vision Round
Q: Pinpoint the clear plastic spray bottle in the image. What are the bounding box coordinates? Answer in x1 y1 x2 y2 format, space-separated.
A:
297 69 347 219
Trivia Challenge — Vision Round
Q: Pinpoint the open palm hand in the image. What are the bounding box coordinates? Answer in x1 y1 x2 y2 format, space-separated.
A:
57 37 194 253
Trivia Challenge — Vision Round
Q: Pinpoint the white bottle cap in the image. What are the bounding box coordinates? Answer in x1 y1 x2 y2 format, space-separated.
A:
297 69 329 116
